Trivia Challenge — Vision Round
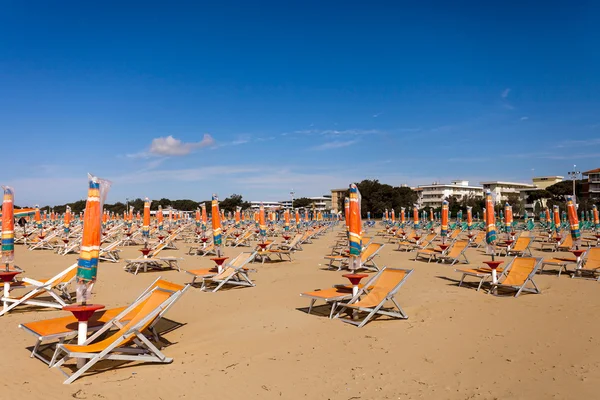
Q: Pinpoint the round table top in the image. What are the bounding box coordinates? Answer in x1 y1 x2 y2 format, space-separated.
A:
342 273 369 280
0 270 21 282
571 249 586 257
63 304 105 322
210 256 229 265
483 260 504 269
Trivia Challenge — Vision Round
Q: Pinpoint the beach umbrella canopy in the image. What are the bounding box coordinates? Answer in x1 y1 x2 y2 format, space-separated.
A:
367 211 371 221
142 198 151 240
201 203 207 230
593 205 600 230
505 203 513 232
295 209 300 229
566 196 581 247
259 203 267 242
64 206 72 235
344 198 350 230
1 186 15 271
195 208 201 227
553 206 561 234
413 206 420 230
235 207 241 227
429 209 434 222
466 206 473 230
212 194 223 256
284 209 290 231
34 206 42 231
157 205 164 231
484 190 497 255
348 184 362 271
545 208 551 227
400 207 406 226
76 174 111 304
391 208 395 224
580 210 585 222
384 209 388 222
441 200 449 243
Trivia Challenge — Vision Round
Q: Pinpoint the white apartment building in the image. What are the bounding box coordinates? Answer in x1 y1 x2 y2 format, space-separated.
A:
417 180 483 209
480 181 536 202
583 168 600 197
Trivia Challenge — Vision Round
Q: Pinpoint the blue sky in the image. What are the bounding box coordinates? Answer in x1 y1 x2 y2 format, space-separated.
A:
1 1 598 205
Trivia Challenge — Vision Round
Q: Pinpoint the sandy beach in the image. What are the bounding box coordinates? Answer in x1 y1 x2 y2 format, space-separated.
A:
0 226 598 399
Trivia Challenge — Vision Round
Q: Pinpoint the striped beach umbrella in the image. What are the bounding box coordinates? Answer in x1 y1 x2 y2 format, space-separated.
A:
295 209 300 230
344 198 350 231
76 174 111 304
367 211 371 221
441 200 449 244
284 209 290 231
142 198 151 242
544 208 551 228
566 196 580 248
34 205 42 234
466 206 472 230
212 194 223 256
429 209 434 223
400 207 406 227
195 208 201 228
235 207 241 228
553 205 561 235
413 206 420 231
64 206 72 236
580 210 585 223
484 190 497 257
1 186 15 271
391 208 395 224
505 203 513 235
157 205 163 231
384 209 388 222
593 204 599 231
259 202 267 243
201 203 207 231
348 184 362 271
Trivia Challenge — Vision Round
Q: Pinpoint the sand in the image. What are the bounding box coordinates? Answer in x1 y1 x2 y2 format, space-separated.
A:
0 226 598 399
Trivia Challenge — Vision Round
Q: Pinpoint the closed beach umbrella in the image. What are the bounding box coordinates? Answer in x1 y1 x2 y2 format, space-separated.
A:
384 209 388 222
553 206 561 235
259 202 267 243
212 194 223 256
295 209 300 230
391 208 395 224
348 183 362 271
76 174 111 304
545 208 551 227
367 211 371 221
195 208 201 228
64 206 72 236
466 206 473 231
235 207 241 228
34 206 42 235
1 186 15 271
344 198 350 230
429 209 434 223
441 200 449 244
284 209 290 231
484 190 497 257
157 205 163 231
201 203 207 231
142 198 151 244
413 206 420 231
400 207 406 227
505 203 513 235
593 205 599 231
566 196 580 248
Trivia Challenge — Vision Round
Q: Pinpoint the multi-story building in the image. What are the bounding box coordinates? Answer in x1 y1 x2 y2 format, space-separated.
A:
417 180 483 209
330 188 347 213
532 176 564 189
480 181 536 202
249 201 283 210
582 168 600 197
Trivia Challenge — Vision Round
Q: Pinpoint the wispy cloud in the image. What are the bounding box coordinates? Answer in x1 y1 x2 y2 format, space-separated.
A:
287 128 378 137
520 116 529 121
372 112 384 118
149 134 214 156
555 138 600 148
127 134 215 158
501 88 511 99
312 139 359 150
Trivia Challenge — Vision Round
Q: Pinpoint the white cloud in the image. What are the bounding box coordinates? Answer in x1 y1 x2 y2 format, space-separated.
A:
520 116 529 121
501 88 511 98
312 140 359 150
149 134 215 156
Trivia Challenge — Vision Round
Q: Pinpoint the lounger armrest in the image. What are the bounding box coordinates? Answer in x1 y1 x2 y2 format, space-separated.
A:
21 277 47 287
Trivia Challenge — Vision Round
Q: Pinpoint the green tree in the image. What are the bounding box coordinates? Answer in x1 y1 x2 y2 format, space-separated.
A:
293 197 312 208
